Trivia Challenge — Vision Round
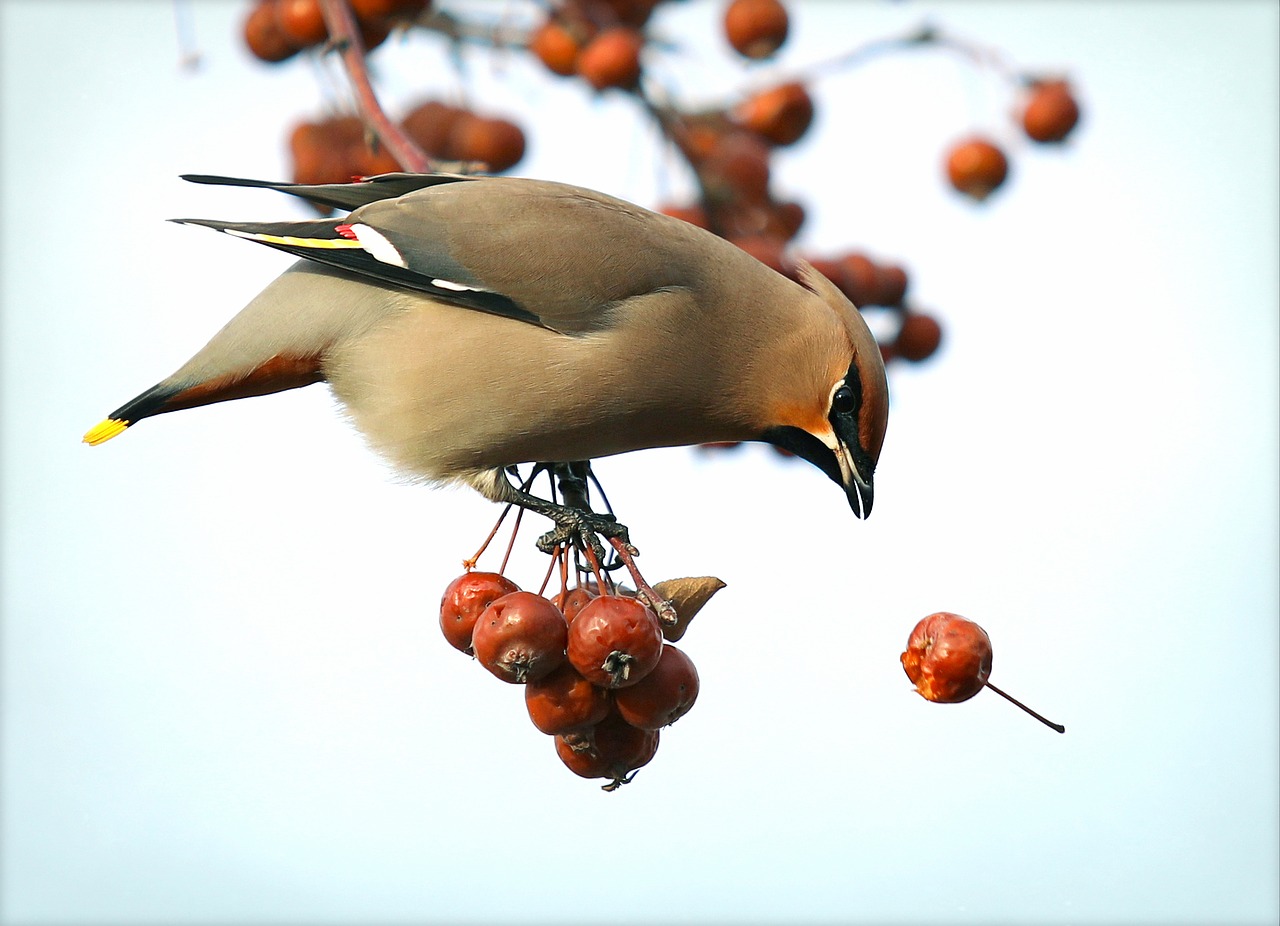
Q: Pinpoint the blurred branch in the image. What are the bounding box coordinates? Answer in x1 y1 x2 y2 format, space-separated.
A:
317 0 433 172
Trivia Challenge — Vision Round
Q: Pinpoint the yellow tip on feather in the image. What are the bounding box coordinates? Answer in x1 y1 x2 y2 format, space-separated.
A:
83 418 129 446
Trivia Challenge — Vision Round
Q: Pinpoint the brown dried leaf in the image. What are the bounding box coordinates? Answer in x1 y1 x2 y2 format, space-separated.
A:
651 576 727 642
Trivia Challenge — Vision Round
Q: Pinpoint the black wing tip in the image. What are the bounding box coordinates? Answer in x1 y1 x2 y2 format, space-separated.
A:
180 173 286 188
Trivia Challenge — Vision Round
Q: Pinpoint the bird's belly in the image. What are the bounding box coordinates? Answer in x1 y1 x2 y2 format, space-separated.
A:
323 300 748 482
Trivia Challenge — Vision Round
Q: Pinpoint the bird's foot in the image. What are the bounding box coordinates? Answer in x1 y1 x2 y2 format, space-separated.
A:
534 507 628 561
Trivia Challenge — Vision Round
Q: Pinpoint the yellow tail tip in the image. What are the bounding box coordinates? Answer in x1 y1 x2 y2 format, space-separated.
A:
83 418 129 446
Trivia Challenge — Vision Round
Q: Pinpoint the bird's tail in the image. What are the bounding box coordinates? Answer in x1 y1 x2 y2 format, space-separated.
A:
82 351 324 446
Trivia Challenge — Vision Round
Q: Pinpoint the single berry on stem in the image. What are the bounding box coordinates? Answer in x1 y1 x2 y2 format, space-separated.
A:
901 612 1064 733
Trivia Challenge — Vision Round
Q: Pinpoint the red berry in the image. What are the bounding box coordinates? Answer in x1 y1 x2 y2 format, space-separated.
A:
402 100 465 159
900 612 992 703
567 595 663 688
659 203 711 230
901 613 1066 732
525 662 611 735
350 0 427 20
724 0 789 60
529 19 587 77
895 312 943 362
595 0 659 28
613 644 699 729
553 586 598 623
577 27 644 91
1021 79 1080 144
733 82 814 146
274 0 328 47
439 571 520 654
805 256 845 290
471 591 567 684
729 235 789 276
871 263 908 307
772 199 806 240
554 714 659 787
243 1 299 63
448 114 526 172
700 131 772 203
839 252 878 307
945 137 1009 201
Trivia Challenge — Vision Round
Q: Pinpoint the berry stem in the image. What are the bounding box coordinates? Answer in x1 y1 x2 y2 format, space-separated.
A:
606 537 677 628
465 502 513 570
499 505 524 576
536 543 562 597
983 681 1065 733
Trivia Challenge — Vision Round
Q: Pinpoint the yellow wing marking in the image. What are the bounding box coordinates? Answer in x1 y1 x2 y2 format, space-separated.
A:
224 230 365 250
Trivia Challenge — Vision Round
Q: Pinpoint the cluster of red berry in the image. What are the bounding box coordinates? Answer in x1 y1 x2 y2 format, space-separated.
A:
401 101 526 173
243 0 426 63
440 571 706 789
241 0 1081 432
288 103 526 192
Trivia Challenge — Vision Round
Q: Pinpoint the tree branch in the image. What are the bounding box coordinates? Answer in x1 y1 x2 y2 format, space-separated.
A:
317 0 433 173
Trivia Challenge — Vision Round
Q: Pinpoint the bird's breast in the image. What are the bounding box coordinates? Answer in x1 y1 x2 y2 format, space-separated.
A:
322 295 754 482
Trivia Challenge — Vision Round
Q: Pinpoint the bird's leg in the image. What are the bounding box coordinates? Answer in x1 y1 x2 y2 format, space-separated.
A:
498 461 629 560
496 463 675 626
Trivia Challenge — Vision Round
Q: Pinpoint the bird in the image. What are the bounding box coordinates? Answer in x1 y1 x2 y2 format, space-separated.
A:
83 172 889 549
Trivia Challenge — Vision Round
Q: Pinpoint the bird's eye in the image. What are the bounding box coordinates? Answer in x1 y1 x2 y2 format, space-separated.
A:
831 385 856 415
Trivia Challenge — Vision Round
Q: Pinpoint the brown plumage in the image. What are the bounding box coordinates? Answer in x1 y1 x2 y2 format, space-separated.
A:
84 173 888 518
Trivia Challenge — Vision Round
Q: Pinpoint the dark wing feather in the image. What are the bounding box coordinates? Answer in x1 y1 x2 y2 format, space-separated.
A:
180 172 481 212
170 217 544 327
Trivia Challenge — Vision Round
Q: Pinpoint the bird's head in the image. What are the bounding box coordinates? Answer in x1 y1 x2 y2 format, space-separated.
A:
760 262 889 519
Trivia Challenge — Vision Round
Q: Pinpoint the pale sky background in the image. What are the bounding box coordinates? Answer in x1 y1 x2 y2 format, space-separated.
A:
2 2 1277 924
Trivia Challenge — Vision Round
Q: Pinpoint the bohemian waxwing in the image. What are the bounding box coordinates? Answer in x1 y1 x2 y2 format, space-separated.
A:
84 173 889 538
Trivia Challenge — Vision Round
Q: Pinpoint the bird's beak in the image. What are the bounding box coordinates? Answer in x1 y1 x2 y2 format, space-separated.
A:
833 440 874 519
759 424 875 518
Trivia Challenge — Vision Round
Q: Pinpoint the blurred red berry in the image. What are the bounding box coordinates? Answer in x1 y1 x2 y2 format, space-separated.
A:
946 136 1009 201
403 100 465 159
839 252 878 307
449 114 526 172
724 0 789 60
1021 79 1081 143
871 263 908 307
577 27 644 90
733 82 814 146
244 1 298 62
274 0 328 47
895 312 942 362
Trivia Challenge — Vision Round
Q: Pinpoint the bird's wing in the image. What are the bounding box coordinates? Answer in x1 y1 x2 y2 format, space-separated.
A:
181 172 481 211
174 175 713 335
171 215 544 327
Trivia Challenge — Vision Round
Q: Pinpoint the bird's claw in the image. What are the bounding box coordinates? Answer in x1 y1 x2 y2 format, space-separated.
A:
535 509 630 560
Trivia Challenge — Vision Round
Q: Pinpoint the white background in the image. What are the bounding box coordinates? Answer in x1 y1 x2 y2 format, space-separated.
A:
2 1 1277 924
